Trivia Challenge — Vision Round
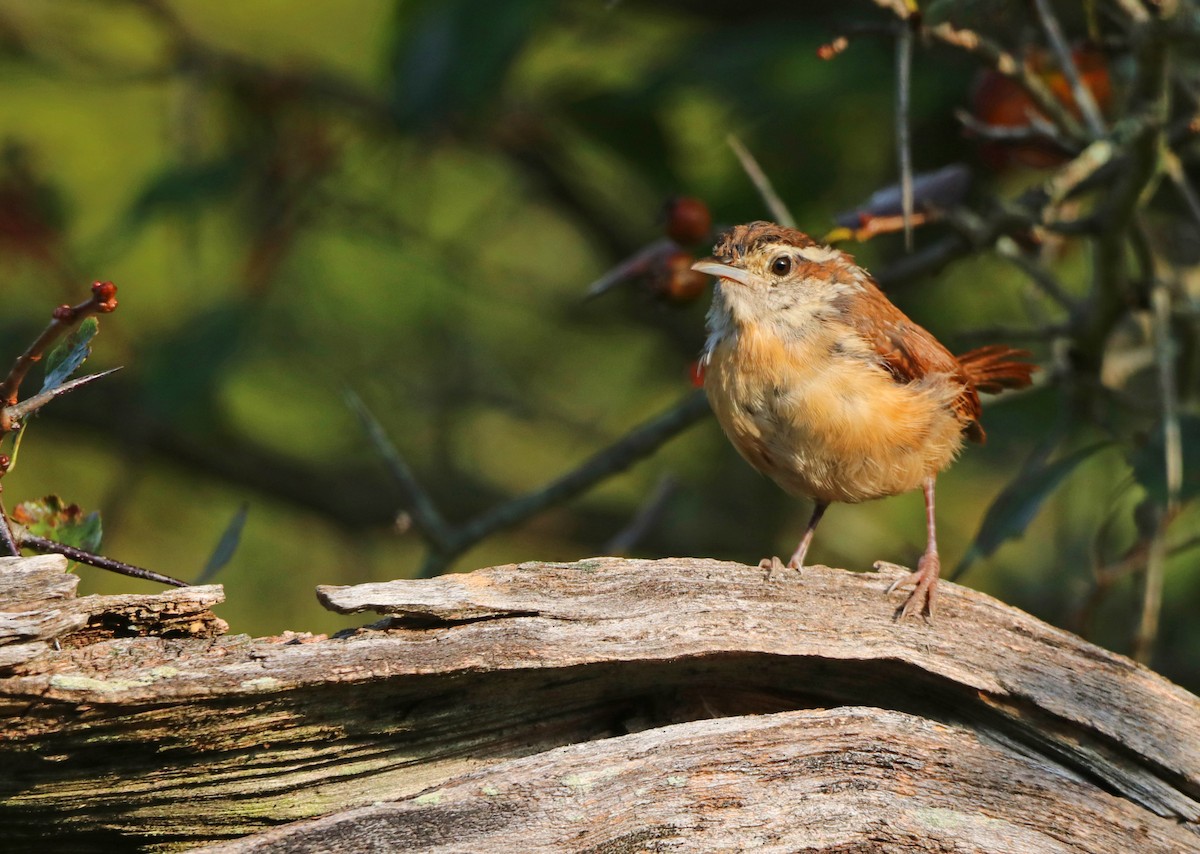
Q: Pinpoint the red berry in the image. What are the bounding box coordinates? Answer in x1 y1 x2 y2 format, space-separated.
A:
664 197 712 246
657 251 709 302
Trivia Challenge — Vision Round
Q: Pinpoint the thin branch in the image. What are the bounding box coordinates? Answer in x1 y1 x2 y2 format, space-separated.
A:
955 108 1067 144
1134 279 1181 663
0 495 18 558
825 211 933 245
345 389 456 552
993 236 1076 310
1042 138 1117 209
604 473 678 555
1031 0 1107 137
897 22 912 250
419 390 711 577
3 368 122 425
1161 148 1200 228
924 22 1087 144
0 282 118 416
1075 12 1171 373
20 533 189 587
726 135 795 228
582 239 676 301
1112 0 1151 24
895 22 915 250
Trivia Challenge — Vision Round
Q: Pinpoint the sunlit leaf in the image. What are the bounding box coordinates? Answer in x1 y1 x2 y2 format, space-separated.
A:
12 495 102 554
953 443 1112 578
41 316 98 393
196 502 249 584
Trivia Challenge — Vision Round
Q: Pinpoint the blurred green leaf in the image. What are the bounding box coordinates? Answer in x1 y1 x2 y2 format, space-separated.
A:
1129 415 1200 506
124 157 244 228
40 316 98 394
954 443 1112 578
388 0 553 128
143 303 253 422
196 502 249 584
13 495 102 554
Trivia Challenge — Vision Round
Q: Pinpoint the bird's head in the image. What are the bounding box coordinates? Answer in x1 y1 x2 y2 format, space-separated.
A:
693 221 864 330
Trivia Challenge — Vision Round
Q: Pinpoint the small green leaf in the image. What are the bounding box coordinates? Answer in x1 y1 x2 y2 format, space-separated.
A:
62 511 103 554
1129 415 1200 506
41 317 98 393
953 443 1112 579
196 503 249 584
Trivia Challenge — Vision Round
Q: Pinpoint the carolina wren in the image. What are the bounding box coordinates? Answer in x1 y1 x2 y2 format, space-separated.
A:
693 222 1036 617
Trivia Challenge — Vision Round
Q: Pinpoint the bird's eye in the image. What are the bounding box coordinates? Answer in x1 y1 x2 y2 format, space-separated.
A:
770 255 792 277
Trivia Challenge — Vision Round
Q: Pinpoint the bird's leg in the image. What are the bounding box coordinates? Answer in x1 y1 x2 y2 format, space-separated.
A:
789 500 828 569
886 476 940 618
759 500 828 577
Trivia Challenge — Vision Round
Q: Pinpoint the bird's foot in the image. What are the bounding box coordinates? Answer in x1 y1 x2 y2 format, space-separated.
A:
758 556 800 581
879 552 940 619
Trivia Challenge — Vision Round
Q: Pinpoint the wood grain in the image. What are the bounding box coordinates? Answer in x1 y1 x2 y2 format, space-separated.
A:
1 555 1197 852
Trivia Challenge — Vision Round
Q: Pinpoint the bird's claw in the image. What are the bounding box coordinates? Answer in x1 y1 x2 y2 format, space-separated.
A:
879 554 939 619
758 555 800 581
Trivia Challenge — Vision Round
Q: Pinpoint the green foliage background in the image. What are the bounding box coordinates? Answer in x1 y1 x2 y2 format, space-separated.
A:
1 1 1197 687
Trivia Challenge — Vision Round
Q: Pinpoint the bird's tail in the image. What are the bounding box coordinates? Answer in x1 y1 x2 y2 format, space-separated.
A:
956 345 1037 394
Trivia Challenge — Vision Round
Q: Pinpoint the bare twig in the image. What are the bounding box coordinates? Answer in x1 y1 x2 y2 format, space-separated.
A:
19 533 189 587
1031 0 1107 137
0 282 118 422
4 368 122 425
1161 148 1200 228
955 108 1066 144
826 211 934 245
867 0 916 19
994 236 1076 310
1112 0 1151 24
1134 279 1181 663
0 495 18 558
419 391 711 576
726 135 795 228
582 239 676 300
604 473 678 555
925 22 1087 144
1073 505 1196 639
896 22 914 250
345 389 456 552
1075 10 1172 373
1043 139 1117 209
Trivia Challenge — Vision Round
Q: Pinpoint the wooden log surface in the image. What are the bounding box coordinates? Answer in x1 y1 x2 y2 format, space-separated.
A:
1 554 1198 852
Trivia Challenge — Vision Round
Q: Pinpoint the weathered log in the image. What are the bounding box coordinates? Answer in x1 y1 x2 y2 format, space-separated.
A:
202 708 1196 854
1 554 1197 853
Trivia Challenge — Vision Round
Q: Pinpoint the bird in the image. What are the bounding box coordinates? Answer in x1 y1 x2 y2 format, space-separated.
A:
692 222 1036 617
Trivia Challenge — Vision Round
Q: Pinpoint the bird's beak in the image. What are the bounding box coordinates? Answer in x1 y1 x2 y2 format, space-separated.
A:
691 260 753 286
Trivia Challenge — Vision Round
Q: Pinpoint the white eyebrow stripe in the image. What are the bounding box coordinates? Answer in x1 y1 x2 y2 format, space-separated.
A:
794 244 842 263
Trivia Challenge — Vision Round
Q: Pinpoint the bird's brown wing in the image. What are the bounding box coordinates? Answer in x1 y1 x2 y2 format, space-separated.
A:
837 280 985 436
